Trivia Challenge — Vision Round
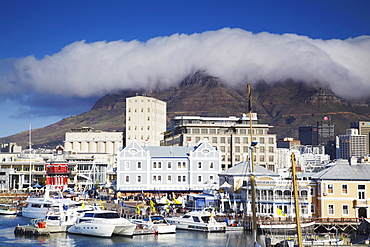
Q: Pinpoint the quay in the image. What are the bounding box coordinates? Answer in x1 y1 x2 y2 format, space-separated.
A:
14 224 66 236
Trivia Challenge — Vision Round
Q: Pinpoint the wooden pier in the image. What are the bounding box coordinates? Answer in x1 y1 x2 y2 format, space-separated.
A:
14 224 67 236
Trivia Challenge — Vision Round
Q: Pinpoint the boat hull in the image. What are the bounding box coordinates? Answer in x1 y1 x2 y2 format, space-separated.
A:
68 223 115 237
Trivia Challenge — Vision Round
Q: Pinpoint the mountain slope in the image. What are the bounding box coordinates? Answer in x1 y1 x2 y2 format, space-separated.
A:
1 72 369 148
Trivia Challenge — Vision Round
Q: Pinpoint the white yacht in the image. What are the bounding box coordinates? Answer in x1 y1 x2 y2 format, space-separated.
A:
21 187 89 219
0 204 18 215
166 208 226 232
131 215 176 234
68 207 136 237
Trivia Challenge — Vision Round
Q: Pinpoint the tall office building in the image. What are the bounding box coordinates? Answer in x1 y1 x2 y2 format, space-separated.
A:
338 129 366 160
125 95 167 146
162 113 276 171
317 118 335 160
298 126 318 145
351 121 370 155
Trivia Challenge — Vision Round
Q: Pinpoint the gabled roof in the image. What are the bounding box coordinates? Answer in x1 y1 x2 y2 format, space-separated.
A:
311 160 370 180
220 161 279 176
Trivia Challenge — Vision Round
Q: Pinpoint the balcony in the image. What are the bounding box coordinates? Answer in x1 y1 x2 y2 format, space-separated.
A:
353 199 369 207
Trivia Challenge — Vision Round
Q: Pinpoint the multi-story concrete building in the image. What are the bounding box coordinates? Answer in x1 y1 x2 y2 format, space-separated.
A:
116 139 222 192
351 121 370 155
125 95 167 146
338 129 367 160
162 113 276 171
64 127 123 155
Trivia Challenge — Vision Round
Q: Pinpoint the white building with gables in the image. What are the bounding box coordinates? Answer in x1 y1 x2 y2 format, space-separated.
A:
116 139 222 192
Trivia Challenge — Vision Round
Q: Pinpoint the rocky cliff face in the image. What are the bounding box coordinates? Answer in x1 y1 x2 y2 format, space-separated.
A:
1 72 369 148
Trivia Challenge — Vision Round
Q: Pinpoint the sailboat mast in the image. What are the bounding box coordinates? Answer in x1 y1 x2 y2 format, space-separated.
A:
291 153 303 247
29 123 32 190
248 83 258 244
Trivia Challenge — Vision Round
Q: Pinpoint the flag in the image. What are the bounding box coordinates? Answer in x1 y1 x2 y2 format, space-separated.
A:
81 202 85 209
247 83 252 112
277 208 287 216
166 199 171 206
121 201 127 207
150 199 156 212
173 198 181 204
136 205 140 214
100 200 105 210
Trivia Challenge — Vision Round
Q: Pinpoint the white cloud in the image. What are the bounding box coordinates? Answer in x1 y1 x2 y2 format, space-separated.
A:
2 28 370 99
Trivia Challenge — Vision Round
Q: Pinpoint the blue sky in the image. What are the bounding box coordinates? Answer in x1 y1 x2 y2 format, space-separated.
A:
0 0 369 138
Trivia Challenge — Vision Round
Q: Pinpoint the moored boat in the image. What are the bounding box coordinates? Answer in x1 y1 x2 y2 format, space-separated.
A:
0 204 18 215
131 214 176 234
67 207 136 237
166 207 226 232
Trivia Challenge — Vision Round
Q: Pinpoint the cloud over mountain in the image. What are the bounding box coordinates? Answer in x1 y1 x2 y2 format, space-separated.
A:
2 28 370 99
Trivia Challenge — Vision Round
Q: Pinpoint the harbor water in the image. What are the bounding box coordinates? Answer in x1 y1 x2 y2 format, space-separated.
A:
0 215 266 247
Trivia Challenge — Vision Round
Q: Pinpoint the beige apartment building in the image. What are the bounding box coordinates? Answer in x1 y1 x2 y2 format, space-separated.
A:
125 95 167 146
311 160 370 219
162 113 276 171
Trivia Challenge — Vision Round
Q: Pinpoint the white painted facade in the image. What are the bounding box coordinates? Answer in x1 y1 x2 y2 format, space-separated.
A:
116 139 222 192
125 95 167 146
64 127 123 155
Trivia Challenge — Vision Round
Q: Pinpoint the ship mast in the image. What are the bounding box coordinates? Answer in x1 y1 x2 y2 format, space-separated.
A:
29 123 32 190
291 152 303 247
248 83 259 245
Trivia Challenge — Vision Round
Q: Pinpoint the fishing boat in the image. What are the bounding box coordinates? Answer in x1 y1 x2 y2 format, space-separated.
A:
67 206 136 237
0 204 18 215
166 207 226 232
131 214 176 234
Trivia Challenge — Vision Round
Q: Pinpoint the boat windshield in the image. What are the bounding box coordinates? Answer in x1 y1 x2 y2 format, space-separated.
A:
201 216 210 223
93 213 120 219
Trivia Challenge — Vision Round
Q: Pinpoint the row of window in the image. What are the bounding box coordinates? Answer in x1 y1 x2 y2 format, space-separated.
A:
123 174 214 184
327 204 350 215
189 128 270 136
123 161 215 170
325 184 366 199
186 135 275 144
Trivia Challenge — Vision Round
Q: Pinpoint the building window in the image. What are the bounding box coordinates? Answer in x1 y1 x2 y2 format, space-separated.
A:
153 162 157 169
158 162 162 169
235 146 240 152
235 137 240 144
195 137 201 143
310 204 315 214
167 175 172 183
167 161 172 169
198 175 202 183
158 175 162 183
210 175 214 181
259 137 265 144
358 185 366 200
177 162 181 169
221 137 226 143
269 156 274 162
198 162 202 169
212 137 217 144
209 129 216 134
209 161 214 169
137 175 142 183
125 161 130 170
260 156 265 162
192 128 200 134
153 175 157 183
182 176 186 182
182 162 186 169
125 175 130 183
328 184 334 194
201 129 208 134
342 205 349 215
177 176 181 182
137 161 142 170
310 187 315 196
269 147 274 153
342 184 348 194
328 204 334 215
269 138 274 144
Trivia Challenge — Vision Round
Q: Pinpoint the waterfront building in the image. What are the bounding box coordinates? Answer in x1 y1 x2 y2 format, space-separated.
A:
162 114 276 171
338 129 367 160
64 127 123 155
116 138 222 192
310 159 370 219
125 95 167 146
276 138 300 149
351 121 370 155
219 161 312 218
45 146 69 191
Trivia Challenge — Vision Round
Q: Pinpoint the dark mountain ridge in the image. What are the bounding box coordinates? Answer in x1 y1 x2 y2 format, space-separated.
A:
1 72 369 148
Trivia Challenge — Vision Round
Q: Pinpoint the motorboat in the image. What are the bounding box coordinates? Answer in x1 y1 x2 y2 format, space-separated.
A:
21 187 90 219
67 207 136 237
258 220 316 234
131 214 176 234
0 204 18 215
166 207 226 232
